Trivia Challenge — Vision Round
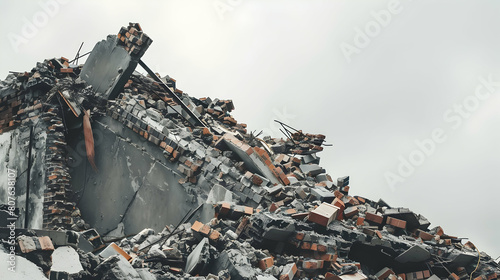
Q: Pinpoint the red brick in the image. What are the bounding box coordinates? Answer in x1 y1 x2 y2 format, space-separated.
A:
259 257 274 271
376 267 395 280
320 253 337 262
292 212 308 220
301 242 311 250
191 221 204 232
355 196 366 204
251 174 263 185
110 243 131 261
435 226 444 236
333 190 344 199
344 206 359 218
39 236 54 251
269 203 279 213
209 229 220 241
365 212 383 224
386 216 407 229
416 229 434 241
317 244 327 253
310 243 318 251
244 206 253 215
324 272 339 280
308 203 340 227
200 224 211 236
296 232 305 240
332 198 345 220
169 267 182 273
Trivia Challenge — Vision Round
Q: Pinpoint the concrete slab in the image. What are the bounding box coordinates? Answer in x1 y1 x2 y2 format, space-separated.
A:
395 245 430 263
51 246 84 274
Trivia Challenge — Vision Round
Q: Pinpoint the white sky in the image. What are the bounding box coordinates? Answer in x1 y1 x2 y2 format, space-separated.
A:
1 0 499 258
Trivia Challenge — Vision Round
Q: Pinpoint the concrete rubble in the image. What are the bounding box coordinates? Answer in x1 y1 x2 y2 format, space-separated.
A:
0 23 499 280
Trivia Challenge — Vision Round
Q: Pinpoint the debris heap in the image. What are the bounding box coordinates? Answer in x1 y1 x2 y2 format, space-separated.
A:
1 23 499 280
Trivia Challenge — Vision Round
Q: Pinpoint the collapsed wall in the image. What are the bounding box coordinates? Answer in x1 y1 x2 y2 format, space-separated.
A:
0 23 499 280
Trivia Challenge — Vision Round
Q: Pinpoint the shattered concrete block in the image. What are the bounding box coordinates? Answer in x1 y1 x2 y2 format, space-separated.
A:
264 184 284 195
416 229 434 241
332 197 346 220
299 164 324 177
214 248 258 280
16 235 54 276
395 245 430 263
94 255 142 280
311 186 336 203
51 246 84 274
185 238 210 275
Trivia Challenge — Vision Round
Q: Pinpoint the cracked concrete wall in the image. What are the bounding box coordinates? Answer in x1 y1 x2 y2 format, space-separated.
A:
79 35 138 101
0 124 47 229
68 115 201 236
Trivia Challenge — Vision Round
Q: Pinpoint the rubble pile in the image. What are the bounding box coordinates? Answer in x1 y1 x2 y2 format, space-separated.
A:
1 23 499 279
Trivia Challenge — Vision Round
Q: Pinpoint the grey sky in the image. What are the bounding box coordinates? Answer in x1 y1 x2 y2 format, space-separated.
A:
1 0 499 258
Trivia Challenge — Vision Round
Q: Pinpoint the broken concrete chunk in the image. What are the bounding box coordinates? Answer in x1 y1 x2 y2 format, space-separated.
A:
299 164 324 177
51 246 84 274
185 238 210 275
395 245 430 263
337 176 349 188
311 186 336 203
214 248 258 280
95 255 142 280
279 262 297 280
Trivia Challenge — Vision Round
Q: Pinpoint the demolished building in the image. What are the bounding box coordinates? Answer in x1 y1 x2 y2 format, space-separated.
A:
0 23 499 280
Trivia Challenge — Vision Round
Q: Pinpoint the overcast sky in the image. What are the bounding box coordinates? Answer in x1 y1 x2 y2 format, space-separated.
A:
1 0 499 258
